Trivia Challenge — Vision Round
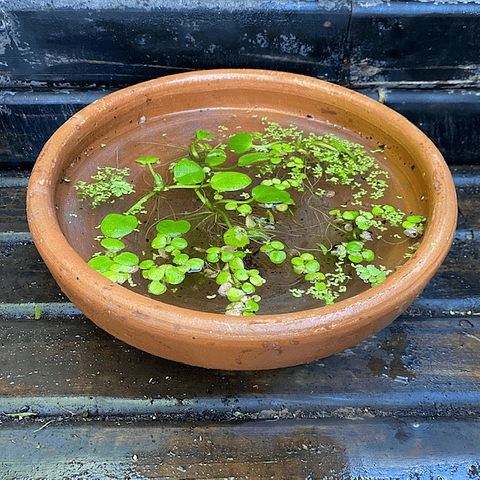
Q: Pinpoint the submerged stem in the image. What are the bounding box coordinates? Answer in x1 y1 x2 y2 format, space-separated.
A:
194 189 232 228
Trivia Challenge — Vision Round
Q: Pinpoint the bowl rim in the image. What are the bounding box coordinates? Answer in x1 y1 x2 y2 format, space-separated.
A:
27 69 457 345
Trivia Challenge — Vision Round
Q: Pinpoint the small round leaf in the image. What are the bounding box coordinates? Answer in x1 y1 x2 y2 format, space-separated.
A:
165 266 185 285
227 287 245 302
88 256 115 273
252 185 293 205
210 172 252 193
113 252 139 266
101 214 138 238
227 132 253 154
224 226 250 247
173 159 205 185
269 250 286 264
205 149 227 167
148 280 167 295
156 219 191 236
100 238 125 253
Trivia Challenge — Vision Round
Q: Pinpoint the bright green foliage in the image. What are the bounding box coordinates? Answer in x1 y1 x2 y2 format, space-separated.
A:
210 172 252 192
227 132 253 154
355 264 391 287
75 167 134 207
156 219 191 236
173 159 205 185
205 149 227 167
260 240 286 265
77 120 427 315
100 214 138 238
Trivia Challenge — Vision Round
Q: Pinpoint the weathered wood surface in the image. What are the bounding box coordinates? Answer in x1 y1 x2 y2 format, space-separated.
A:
1 0 480 477
2 418 480 479
1 0 480 166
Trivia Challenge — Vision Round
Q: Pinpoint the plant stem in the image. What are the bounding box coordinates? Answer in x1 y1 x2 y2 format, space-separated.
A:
125 190 158 215
194 189 233 228
148 164 164 189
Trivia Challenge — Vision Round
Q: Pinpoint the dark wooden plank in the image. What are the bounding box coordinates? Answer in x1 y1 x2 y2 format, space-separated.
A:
0 2 349 86
1 418 479 479
0 186 28 231
349 1 480 88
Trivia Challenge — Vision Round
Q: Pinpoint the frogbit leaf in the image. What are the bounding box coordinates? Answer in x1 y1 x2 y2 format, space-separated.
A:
148 280 167 295
156 219 191 236
100 238 125 253
101 214 138 238
210 172 252 193
88 256 115 273
113 252 139 266
224 226 250 247
252 185 293 205
173 159 205 185
205 149 227 167
165 266 185 285
227 132 253 154
269 250 287 264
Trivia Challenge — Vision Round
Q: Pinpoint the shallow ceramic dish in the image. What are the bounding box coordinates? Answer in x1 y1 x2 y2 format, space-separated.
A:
27 70 457 370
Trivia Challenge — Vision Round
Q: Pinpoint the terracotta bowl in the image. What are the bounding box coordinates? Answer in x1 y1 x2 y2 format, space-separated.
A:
27 70 457 370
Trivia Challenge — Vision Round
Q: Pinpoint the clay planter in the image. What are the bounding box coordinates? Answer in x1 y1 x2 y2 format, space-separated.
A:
27 70 457 370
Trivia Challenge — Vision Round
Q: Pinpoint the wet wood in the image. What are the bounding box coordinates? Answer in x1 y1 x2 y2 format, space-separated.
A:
1 1 480 474
2 418 480 479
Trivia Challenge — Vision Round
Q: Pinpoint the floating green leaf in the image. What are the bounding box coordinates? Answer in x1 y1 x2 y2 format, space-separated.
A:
173 159 205 185
224 226 250 247
227 132 253 154
171 237 188 250
227 287 245 302
205 149 227 167
346 241 363 253
156 219 191 236
148 280 167 295
165 266 185 285
206 247 220 262
216 270 232 285
187 258 204 272
348 253 363 263
151 234 168 249
139 260 154 270
210 172 252 192
234 269 250 282
270 250 286 264
113 252 139 266
252 185 293 205
144 265 165 281
100 214 138 238
100 238 125 253
88 256 115 273
362 249 375 262
237 204 252 216
173 252 189 265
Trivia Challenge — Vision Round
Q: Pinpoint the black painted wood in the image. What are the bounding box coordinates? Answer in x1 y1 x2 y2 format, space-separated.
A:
1 1 479 477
